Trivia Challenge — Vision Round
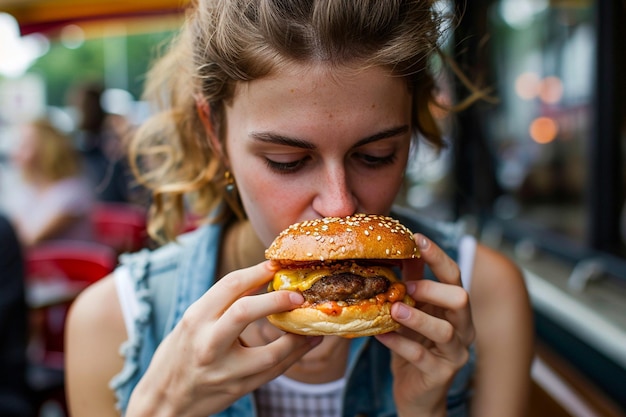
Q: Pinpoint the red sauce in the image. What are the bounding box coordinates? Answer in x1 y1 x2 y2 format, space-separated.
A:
317 301 342 316
386 282 406 303
311 281 407 316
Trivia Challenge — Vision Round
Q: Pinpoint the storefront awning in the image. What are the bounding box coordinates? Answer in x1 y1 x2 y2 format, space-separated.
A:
0 0 188 35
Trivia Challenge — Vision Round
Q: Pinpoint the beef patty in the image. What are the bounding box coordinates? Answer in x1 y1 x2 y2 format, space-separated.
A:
302 273 390 304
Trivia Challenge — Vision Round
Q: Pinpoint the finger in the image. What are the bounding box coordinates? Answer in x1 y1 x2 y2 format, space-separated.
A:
192 333 321 400
209 290 304 348
375 331 444 375
410 234 461 286
406 280 469 311
380 303 471 366
391 302 458 346
404 281 475 346
239 333 322 380
195 261 280 317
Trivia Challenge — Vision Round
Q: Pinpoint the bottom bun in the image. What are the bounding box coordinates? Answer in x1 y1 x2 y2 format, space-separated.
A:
267 296 414 338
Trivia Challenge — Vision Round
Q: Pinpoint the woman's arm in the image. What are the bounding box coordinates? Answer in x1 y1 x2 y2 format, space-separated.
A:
469 244 534 417
66 276 127 417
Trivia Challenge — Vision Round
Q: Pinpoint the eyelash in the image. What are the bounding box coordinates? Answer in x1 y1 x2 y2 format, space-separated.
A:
264 153 397 174
357 152 397 167
264 157 309 173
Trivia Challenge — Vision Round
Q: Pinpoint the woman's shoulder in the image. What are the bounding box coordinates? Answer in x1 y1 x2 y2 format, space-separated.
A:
473 244 524 286
470 243 530 316
66 275 128 414
66 275 127 388
68 274 126 340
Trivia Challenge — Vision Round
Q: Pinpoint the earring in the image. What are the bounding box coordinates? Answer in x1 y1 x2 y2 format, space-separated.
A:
221 170 245 220
224 170 236 193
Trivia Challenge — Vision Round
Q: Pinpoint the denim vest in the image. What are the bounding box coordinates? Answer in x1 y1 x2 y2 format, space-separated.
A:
110 207 475 417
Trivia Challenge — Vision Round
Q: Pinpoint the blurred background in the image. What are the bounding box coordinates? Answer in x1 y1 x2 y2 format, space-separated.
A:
0 0 624 416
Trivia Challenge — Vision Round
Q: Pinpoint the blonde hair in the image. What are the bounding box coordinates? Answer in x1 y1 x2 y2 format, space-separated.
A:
21 118 82 183
131 0 456 243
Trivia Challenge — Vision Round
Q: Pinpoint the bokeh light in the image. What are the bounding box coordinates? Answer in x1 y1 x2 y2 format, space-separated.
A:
529 117 559 144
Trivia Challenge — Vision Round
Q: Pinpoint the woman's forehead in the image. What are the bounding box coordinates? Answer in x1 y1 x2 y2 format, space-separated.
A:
230 63 406 108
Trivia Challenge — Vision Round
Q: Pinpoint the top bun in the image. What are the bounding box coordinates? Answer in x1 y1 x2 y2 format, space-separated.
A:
265 214 419 262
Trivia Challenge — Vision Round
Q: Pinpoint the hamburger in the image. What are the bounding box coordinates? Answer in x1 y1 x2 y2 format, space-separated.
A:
265 213 419 338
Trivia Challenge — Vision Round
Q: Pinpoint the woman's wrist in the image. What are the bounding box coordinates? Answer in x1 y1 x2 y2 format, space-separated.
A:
397 399 447 417
126 379 182 417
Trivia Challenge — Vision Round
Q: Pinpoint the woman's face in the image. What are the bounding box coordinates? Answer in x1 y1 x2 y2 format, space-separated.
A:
225 63 413 246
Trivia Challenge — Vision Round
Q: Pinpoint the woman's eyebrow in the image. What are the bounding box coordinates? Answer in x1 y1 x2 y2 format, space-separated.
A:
250 124 409 149
352 125 410 148
250 132 316 149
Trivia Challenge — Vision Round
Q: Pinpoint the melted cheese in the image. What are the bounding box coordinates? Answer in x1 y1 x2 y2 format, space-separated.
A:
270 262 399 292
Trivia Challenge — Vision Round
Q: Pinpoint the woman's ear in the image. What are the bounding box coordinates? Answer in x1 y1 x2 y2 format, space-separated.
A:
195 94 226 161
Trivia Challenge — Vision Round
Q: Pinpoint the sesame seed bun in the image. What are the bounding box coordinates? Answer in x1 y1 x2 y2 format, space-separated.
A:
264 213 419 263
266 300 401 338
265 214 419 338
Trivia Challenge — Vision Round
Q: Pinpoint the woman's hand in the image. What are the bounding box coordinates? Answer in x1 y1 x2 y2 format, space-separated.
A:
375 234 475 417
126 261 321 417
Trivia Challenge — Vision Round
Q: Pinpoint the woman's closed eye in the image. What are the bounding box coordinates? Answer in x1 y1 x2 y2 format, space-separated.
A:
264 151 398 174
354 152 397 168
264 156 311 173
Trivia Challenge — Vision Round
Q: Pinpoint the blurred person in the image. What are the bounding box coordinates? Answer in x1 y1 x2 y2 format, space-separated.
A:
0 214 34 417
69 81 134 203
7 118 94 247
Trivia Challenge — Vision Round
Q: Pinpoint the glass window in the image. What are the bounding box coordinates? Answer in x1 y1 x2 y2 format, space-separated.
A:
486 0 595 245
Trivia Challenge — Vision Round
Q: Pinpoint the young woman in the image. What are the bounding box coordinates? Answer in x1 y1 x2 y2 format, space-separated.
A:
66 1 534 416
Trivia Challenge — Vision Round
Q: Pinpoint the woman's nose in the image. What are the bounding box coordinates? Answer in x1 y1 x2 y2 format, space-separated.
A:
311 167 358 218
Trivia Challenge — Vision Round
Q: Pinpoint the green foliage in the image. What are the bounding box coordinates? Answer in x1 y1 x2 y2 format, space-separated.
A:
28 30 174 107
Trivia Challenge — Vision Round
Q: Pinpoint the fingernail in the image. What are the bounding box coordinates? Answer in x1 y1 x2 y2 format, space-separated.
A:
416 234 429 251
289 292 304 304
395 303 410 320
405 281 416 294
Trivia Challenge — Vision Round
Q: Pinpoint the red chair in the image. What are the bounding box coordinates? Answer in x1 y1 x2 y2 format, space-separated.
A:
26 240 118 287
91 202 149 254
24 240 117 417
